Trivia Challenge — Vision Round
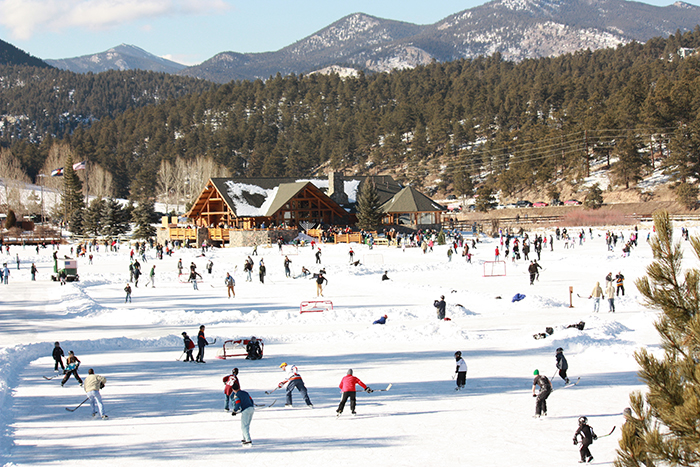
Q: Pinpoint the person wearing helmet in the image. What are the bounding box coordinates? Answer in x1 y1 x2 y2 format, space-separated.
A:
573 416 597 463
455 351 467 391
246 337 262 360
434 295 446 320
223 368 240 412
336 369 371 416
555 348 570 384
277 363 313 407
531 369 552 417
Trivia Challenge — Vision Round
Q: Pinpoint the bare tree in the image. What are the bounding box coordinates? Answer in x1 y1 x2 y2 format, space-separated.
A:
0 147 31 215
87 163 114 199
157 159 176 213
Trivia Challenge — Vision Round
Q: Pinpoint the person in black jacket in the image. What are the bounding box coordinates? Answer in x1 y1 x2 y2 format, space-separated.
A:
434 295 446 320
573 416 597 463
531 369 551 417
52 341 65 371
245 337 262 360
182 332 195 362
196 325 208 363
555 347 570 384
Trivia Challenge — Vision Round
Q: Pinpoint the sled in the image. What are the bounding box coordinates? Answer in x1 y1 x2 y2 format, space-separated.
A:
300 300 333 313
216 338 264 360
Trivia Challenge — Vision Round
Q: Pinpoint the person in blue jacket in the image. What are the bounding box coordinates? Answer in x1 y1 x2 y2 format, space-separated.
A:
231 387 255 445
373 314 388 325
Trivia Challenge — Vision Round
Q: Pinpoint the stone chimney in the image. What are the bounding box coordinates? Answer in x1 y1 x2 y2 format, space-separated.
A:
327 171 348 205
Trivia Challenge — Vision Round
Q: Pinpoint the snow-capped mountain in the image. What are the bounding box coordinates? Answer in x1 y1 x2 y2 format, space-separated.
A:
180 0 700 82
46 44 187 74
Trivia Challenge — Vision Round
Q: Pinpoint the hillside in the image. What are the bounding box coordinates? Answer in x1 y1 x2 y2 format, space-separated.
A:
0 38 50 68
46 44 187 74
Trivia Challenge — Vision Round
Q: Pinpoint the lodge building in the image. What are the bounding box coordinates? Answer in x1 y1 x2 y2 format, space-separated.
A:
158 173 444 247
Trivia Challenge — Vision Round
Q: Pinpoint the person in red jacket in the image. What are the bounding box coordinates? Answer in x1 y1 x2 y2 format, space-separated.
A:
223 368 240 412
336 369 372 416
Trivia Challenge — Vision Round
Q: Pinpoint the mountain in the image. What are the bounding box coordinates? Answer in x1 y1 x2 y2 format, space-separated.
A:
0 38 50 68
179 0 700 82
46 44 187 74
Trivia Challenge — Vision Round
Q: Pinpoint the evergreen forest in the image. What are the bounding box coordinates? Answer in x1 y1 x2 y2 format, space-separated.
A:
4 28 700 204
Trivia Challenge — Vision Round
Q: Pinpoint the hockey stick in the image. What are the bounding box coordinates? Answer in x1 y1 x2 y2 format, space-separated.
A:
66 397 89 412
597 426 616 438
43 375 58 380
375 383 392 392
265 386 280 395
207 338 217 345
176 351 185 361
255 399 277 408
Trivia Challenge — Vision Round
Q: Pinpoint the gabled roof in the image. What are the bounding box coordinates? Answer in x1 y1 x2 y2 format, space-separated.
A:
380 186 445 213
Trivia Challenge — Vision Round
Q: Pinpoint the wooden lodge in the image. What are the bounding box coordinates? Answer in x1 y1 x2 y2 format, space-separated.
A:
159 173 444 247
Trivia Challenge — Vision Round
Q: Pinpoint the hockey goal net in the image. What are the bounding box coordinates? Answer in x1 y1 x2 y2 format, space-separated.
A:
300 300 333 313
216 338 264 359
483 261 507 277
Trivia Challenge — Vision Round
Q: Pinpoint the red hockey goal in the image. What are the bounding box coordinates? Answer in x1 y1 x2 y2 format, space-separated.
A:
300 300 333 313
483 261 506 277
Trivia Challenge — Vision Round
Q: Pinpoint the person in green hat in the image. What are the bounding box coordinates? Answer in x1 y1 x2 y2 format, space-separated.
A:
531 369 552 417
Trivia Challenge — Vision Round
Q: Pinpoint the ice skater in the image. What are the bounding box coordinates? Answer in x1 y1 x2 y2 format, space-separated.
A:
454 351 467 390
336 369 371 416
223 368 240 411
277 362 313 407
555 347 570 384
52 341 64 372
84 369 108 419
531 369 551 417
573 416 597 463
231 386 255 445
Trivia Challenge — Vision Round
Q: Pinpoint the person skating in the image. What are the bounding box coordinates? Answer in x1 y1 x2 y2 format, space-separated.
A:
147 265 156 288
206 259 213 274
182 332 195 362
225 273 235 298
605 280 616 312
258 260 266 284
223 368 240 411
52 341 65 372
231 387 255 445
284 256 292 278
196 325 208 363
528 261 538 285
434 295 446 320
336 369 371 416
124 283 132 303
573 416 597 463
30 263 37 281
615 271 625 296
246 337 262 360
531 369 551 417
454 351 467 390
589 282 603 313
177 258 183 275
84 368 108 419
188 268 202 290
315 248 322 264
277 362 313 407
61 351 83 387
555 347 570 384
315 272 327 297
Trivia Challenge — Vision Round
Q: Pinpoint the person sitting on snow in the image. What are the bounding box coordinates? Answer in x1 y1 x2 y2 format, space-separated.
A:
373 315 388 325
246 337 262 360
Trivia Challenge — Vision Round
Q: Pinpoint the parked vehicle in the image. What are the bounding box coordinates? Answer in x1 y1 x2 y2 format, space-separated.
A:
515 200 533 208
564 199 582 205
532 201 548 207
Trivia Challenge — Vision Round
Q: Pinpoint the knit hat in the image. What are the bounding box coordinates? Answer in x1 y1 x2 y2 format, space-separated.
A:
533 369 539 375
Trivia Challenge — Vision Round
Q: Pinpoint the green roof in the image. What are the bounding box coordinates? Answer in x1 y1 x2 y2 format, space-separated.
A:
380 186 445 213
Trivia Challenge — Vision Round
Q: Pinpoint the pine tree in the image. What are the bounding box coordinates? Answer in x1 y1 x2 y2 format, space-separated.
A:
5 209 16 229
474 185 497 212
355 180 382 230
62 155 85 233
584 183 604 209
131 199 157 239
83 198 106 236
103 198 129 236
615 211 700 467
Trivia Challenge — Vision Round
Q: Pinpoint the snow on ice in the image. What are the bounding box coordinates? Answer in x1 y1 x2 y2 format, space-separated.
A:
0 222 682 466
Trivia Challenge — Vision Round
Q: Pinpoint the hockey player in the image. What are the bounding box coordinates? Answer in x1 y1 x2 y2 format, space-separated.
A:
454 351 467 390
434 295 446 320
315 272 327 297
84 369 108 419
52 341 65 372
277 362 313 407
223 368 240 411
531 369 551 417
182 332 195 362
231 387 255 445
555 347 570 384
246 337 262 360
61 351 83 387
336 369 371 416
573 416 597 463
225 272 235 298
196 325 208 363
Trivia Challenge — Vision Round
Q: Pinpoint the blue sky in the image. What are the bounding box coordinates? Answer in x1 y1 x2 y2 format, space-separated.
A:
0 0 696 65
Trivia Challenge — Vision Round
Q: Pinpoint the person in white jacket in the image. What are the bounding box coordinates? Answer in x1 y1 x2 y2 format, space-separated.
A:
84 369 108 419
277 363 313 407
605 280 616 313
454 351 467 391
